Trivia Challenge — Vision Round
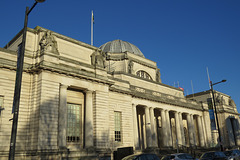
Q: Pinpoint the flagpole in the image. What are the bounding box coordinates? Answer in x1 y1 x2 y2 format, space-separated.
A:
191 80 194 97
207 67 211 89
91 10 93 46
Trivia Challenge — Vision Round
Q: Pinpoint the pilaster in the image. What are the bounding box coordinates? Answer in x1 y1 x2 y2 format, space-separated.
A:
58 84 68 148
85 90 94 148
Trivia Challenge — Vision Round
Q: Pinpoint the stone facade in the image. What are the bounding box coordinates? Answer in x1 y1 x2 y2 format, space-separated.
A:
0 26 239 159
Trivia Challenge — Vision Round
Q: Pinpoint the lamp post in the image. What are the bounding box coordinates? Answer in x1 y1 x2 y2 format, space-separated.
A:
210 79 226 152
9 0 45 159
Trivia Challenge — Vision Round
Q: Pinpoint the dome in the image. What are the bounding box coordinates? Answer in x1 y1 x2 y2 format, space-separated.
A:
99 40 144 57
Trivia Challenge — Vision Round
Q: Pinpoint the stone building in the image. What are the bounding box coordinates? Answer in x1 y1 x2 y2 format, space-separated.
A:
0 26 239 159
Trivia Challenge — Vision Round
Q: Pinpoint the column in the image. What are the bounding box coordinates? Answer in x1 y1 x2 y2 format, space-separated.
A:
201 116 207 147
203 110 212 147
132 104 139 149
85 90 94 148
226 118 235 146
179 112 185 146
235 118 240 146
190 114 196 146
150 107 157 147
58 84 68 148
165 110 172 147
145 107 152 148
187 114 194 147
197 115 205 147
175 111 182 146
161 109 167 147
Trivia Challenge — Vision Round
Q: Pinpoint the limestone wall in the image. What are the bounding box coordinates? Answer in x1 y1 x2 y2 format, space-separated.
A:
108 91 133 149
37 72 60 150
0 68 32 154
93 90 110 148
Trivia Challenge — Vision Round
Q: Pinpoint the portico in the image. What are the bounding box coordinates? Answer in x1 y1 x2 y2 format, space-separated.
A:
132 102 208 150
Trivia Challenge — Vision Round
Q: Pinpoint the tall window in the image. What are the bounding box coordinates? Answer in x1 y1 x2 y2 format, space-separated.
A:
114 111 122 142
67 103 82 143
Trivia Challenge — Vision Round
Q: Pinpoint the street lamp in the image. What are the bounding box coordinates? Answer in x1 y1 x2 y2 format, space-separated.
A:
9 0 45 159
210 79 226 152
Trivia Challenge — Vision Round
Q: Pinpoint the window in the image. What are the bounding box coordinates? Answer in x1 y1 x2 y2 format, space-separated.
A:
136 70 152 80
114 111 122 142
67 103 82 143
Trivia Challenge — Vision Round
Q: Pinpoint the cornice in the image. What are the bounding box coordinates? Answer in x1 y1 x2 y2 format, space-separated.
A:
107 53 157 69
35 26 99 51
37 61 113 85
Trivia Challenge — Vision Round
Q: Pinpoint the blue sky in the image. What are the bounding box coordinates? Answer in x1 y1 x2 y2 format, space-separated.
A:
1 0 240 111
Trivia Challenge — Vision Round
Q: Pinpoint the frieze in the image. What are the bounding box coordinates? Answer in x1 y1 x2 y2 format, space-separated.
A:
135 87 146 93
152 91 162 97
130 85 203 110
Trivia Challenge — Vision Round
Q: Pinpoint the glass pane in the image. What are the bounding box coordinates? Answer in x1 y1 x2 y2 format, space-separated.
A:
114 112 121 142
67 103 81 143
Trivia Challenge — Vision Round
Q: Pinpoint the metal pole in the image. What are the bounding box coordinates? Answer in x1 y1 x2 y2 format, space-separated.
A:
210 81 223 151
91 10 94 46
9 2 39 159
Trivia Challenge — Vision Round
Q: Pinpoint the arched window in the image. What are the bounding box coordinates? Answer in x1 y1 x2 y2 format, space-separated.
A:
136 70 152 80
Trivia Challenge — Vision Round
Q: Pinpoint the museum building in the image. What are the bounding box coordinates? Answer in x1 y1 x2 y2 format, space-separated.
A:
0 26 239 159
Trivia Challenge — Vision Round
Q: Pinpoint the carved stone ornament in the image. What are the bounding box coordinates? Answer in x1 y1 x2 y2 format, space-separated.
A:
229 98 236 107
128 60 134 74
91 51 106 68
216 95 224 105
39 31 59 54
156 68 161 83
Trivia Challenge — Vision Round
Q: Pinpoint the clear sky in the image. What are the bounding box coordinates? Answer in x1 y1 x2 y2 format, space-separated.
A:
1 0 240 111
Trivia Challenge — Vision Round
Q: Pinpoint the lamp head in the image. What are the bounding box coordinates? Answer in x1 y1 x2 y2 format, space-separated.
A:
35 0 46 2
222 79 227 83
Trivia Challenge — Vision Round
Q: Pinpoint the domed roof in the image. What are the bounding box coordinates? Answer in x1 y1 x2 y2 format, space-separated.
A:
99 40 144 57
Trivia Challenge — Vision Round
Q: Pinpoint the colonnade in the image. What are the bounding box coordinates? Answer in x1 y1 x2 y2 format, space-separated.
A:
132 104 207 150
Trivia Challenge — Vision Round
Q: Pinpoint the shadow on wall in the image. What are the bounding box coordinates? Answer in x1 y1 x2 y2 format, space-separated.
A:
11 95 120 159
225 116 240 148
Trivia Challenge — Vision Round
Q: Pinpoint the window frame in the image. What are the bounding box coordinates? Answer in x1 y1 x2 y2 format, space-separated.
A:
114 111 122 143
66 103 82 144
136 70 153 80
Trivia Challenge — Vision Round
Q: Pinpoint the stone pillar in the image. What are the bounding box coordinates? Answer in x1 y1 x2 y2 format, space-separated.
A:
235 118 240 146
85 91 94 148
58 84 68 148
201 116 207 147
132 104 139 149
179 112 185 146
197 115 205 147
145 107 152 147
165 110 172 147
175 111 182 146
190 114 196 146
161 109 167 147
187 114 194 147
226 118 235 146
203 110 212 147
150 107 157 147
